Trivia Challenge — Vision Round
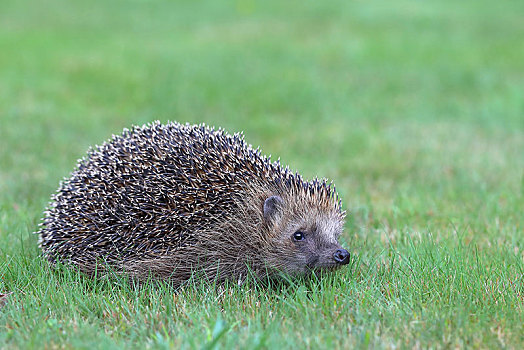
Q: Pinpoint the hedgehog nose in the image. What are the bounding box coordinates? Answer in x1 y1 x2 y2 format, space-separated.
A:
333 249 350 265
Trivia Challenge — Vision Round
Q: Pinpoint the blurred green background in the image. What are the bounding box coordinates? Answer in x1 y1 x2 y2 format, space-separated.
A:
0 0 523 348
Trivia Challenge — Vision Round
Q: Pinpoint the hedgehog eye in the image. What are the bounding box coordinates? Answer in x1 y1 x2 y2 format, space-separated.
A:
292 231 306 241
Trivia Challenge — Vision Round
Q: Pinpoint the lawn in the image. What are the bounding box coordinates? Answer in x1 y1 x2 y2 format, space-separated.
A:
0 0 523 348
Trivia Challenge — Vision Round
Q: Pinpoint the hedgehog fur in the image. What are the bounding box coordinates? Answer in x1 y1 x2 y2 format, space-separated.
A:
38 121 349 285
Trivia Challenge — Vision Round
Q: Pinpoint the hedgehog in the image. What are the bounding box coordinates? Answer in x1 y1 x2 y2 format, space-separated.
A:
38 121 350 286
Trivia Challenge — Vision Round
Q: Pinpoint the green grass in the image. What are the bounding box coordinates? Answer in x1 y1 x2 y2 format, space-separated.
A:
1 0 523 348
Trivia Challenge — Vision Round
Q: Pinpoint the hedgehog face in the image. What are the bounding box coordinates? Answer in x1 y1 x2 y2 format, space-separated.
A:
263 195 349 276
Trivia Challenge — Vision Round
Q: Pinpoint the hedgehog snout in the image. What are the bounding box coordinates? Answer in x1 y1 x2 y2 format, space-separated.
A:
333 248 350 265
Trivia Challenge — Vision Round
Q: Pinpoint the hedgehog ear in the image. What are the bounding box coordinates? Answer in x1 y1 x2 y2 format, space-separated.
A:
264 195 283 222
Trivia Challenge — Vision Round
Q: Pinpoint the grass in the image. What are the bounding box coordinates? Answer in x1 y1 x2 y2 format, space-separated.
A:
0 0 523 348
